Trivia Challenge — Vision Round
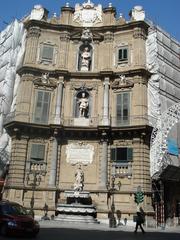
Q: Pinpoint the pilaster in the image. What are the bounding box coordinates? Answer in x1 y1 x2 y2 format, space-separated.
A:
102 77 110 125
24 27 41 64
59 31 70 69
49 130 58 187
54 77 64 124
99 132 108 189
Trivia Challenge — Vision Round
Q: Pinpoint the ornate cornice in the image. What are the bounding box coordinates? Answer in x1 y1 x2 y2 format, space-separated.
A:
104 31 114 43
133 27 147 40
27 26 41 38
59 31 70 41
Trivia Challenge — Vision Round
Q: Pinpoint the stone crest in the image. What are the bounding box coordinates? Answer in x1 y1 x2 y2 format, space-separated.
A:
112 75 134 91
73 0 102 27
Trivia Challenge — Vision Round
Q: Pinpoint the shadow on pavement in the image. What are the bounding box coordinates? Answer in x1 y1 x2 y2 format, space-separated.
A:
5 227 180 240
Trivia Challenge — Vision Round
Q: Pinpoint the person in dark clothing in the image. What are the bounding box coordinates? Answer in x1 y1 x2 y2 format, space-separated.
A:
134 210 145 233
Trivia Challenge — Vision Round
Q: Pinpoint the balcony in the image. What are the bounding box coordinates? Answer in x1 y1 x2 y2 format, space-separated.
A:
4 111 151 128
112 162 132 178
26 160 47 173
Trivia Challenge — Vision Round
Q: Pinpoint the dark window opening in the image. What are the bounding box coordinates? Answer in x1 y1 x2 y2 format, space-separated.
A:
111 147 133 162
118 48 128 63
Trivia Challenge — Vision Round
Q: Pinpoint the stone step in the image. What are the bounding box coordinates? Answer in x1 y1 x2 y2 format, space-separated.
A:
54 214 99 224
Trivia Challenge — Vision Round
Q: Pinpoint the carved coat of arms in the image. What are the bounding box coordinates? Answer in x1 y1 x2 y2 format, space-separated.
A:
73 0 102 27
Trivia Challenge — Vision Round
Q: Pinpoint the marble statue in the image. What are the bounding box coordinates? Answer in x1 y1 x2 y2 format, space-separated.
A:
74 165 84 191
78 92 89 117
80 47 91 71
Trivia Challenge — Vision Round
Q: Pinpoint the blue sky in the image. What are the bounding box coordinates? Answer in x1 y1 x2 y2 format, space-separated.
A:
0 0 180 41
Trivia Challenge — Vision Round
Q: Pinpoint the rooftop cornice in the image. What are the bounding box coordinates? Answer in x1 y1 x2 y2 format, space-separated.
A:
24 19 150 34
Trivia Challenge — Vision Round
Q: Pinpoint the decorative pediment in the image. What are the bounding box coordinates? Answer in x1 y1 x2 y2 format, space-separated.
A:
33 73 56 88
71 82 94 91
111 75 134 90
71 29 103 42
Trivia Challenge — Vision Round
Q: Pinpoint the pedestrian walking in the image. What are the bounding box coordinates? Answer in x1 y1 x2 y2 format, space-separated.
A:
134 208 145 234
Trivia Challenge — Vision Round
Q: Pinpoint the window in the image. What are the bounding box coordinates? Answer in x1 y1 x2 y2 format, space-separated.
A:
118 48 128 63
33 90 51 124
40 44 54 63
111 147 133 163
117 92 130 125
30 144 45 162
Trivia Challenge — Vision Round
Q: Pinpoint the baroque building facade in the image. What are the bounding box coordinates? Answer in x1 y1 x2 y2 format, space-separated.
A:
2 1 180 225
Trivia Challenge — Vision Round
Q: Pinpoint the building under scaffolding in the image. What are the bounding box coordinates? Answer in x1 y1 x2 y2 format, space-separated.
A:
0 1 180 227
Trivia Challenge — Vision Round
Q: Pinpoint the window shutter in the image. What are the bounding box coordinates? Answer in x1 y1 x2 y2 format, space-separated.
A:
123 49 128 59
34 91 51 124
118 49 123 61
30 144 45 161
42 45 54 61
123 93 129 120
111 148 116 161
117 94 122 120
41 92 51 123
127 148 133 161
116 93 130 124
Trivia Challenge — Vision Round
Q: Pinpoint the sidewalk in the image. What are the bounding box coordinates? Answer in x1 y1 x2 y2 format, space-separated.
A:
39 220 180 233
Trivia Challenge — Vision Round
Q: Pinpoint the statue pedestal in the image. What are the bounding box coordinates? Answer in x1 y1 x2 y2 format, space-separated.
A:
74 118 89 126
80 66 89 71
55 190 99 223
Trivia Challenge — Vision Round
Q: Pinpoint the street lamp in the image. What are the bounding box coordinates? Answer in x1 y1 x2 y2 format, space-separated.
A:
107 176 121 228
26 168 46 217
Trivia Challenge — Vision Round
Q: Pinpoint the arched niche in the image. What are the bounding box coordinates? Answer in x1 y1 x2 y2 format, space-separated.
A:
78 44 93 72
74 90 91 118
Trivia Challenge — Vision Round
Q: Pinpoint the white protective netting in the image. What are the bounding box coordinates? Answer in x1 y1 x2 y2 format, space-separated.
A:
0 20 26 176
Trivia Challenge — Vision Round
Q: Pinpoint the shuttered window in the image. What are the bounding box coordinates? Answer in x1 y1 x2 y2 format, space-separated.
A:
40 44 54 63
118 48 128 63
33 90 51 124
30 144 45 162
117 92 130 125
111 148 133 162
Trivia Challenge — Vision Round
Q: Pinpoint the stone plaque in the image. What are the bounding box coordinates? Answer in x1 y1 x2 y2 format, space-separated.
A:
66 142 94 165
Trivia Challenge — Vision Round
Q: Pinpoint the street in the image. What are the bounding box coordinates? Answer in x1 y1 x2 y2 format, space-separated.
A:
6 221 180 240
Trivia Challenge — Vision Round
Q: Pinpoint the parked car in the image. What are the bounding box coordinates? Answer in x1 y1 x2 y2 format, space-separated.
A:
0 200 40 237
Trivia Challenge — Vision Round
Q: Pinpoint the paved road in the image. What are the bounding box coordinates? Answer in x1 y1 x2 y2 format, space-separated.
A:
6 221 180 240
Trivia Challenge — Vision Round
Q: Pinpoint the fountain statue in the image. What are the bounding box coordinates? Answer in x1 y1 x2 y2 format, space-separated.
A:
55 165 98 223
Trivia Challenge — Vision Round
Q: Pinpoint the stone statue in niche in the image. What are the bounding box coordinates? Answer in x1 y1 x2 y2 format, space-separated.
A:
78 92 89 118
41 73 49 84
79 46 91 71
73 165 84 192
81 28 93 42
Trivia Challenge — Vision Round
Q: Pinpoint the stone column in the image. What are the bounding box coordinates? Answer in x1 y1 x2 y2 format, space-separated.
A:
99 132 108 189
49 130 58 187
24 27 41 64
102 77 110 125
54 77 64 124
